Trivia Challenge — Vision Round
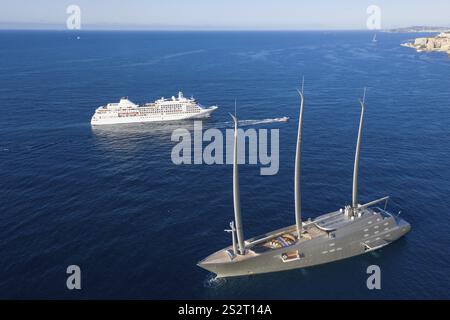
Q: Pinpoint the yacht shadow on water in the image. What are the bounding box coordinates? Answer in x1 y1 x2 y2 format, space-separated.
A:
90 117 218 154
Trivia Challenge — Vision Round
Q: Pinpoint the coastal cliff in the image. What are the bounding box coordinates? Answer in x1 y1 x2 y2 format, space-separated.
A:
402 32 450 55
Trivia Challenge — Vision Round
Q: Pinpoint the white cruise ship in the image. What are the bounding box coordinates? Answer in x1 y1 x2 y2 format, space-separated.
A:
91 92 218 125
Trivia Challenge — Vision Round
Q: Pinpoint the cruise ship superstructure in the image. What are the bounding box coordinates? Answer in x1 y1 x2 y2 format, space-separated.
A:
197 88 411 278
91 92 218 125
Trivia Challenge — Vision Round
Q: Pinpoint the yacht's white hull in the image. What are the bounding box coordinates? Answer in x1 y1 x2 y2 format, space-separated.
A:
91 106 217 126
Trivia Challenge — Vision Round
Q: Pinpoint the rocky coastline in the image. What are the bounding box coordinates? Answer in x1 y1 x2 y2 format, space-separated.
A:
401 32 450 55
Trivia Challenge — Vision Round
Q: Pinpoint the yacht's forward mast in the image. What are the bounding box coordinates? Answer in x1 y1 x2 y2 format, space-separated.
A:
294 80 305 238
351 89 366 216
230 112 246 255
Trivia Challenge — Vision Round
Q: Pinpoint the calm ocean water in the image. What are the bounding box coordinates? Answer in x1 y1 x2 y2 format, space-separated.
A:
0 31 449 299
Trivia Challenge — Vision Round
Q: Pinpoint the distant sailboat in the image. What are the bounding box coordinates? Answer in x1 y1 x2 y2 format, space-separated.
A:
372 34 378 42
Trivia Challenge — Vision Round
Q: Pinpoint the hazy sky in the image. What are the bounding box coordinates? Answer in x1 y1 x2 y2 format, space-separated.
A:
1 0 449 30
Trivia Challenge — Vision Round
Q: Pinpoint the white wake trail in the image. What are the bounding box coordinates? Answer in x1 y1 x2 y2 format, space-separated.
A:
203 274 227 288
237 117 289 126
208 117 289 129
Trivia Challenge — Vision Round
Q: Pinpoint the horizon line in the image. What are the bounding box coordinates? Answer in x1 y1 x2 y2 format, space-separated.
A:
2 27 447 32
0 28 381 32
1 24 448 32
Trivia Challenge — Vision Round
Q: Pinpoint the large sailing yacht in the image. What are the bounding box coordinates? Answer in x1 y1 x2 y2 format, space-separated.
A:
198 88 411 278
91 92 218 125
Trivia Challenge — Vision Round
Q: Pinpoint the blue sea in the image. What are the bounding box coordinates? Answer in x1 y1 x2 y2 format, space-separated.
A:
0 31 449 299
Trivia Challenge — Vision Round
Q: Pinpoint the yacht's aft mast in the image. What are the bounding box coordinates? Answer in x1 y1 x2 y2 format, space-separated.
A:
230 113 246 255
294 82 305 238
352 89 366 216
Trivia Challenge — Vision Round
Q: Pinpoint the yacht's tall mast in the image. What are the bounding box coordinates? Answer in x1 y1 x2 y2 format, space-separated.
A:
352 89 366 215
294 79 305 238
230 111 245 255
